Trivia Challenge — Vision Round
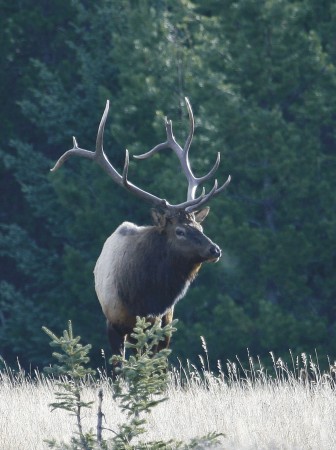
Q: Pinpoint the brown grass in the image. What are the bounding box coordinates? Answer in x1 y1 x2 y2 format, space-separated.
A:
1 353 336 449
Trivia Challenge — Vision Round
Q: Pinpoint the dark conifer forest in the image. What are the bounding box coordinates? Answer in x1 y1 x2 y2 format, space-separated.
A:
1 0 336 369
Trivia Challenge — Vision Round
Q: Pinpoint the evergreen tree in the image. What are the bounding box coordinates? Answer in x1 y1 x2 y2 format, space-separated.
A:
0 0 79 365
176 0 336 363
1 0 336 368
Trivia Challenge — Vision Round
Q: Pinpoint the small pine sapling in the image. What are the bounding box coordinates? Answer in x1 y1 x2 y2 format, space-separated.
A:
110 317 223 449
42 321 96 450
110 317 177 448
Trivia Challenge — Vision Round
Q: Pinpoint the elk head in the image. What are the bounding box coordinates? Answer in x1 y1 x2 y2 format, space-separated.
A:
150 207 222 264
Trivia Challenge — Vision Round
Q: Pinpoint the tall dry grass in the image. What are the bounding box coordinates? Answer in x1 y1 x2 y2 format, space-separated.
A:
1 353 336 449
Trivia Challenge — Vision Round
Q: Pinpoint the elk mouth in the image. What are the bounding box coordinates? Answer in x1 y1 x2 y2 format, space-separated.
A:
207 256 220 263
206 244 221 263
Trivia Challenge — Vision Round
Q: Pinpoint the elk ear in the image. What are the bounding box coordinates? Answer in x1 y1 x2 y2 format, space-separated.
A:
151 209 167 229
194 207 210 223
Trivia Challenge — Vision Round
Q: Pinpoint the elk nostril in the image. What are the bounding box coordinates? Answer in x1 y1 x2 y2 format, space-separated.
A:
210 245 221 258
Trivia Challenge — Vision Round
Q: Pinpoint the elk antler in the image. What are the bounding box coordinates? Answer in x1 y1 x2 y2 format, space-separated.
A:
134 97 231 212
50 99 230 213
51 101 169 206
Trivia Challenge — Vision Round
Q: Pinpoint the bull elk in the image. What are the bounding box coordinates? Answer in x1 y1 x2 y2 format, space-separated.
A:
51 98 231 356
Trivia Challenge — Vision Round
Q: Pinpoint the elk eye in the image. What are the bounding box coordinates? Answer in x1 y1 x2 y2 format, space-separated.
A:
175 227 186 238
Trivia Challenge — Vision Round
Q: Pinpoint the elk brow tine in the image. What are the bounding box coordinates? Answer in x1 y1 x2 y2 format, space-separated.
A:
195 169 231 198
188 175 231 211
185 179 220 212
214 174 232 194
171 186 207 211
201 174 231 201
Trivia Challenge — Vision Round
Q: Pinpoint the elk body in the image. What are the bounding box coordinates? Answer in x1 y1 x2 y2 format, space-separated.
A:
51 98 230 356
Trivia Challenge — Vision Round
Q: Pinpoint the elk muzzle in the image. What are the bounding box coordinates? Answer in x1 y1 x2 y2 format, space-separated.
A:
204 243 222 262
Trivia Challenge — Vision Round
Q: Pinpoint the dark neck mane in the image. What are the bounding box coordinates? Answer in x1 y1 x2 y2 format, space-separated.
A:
117 227 201 316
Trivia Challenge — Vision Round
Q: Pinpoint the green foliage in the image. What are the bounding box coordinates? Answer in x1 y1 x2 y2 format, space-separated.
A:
111 317 176 448
110 317 222 449
1 0 336 369
43 321 95 381
43 319 223 449
43 321 96 450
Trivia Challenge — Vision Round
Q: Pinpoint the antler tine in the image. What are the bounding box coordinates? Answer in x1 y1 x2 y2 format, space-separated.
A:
133 133 171 160
183 97 194 155
121 149 144 194
133 116 183 160
186 174 232 213
50 137 93 172
196 152 221 184
50 100 111 173
171 187 206 211
122 149 130 187
218 174 232 191
171 180 219 213
186 180 219 213
95 99 110 156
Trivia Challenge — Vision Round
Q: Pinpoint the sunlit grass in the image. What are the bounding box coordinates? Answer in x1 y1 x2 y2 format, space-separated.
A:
1 352 336 449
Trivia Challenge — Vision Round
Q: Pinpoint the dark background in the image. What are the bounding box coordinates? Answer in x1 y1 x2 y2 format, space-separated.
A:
1 0 335 370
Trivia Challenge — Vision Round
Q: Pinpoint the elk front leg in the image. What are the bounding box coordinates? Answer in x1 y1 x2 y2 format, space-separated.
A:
106 321 128 358
157 307 174 351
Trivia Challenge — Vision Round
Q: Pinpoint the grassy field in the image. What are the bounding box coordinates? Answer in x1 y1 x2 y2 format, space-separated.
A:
1 354 336 449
